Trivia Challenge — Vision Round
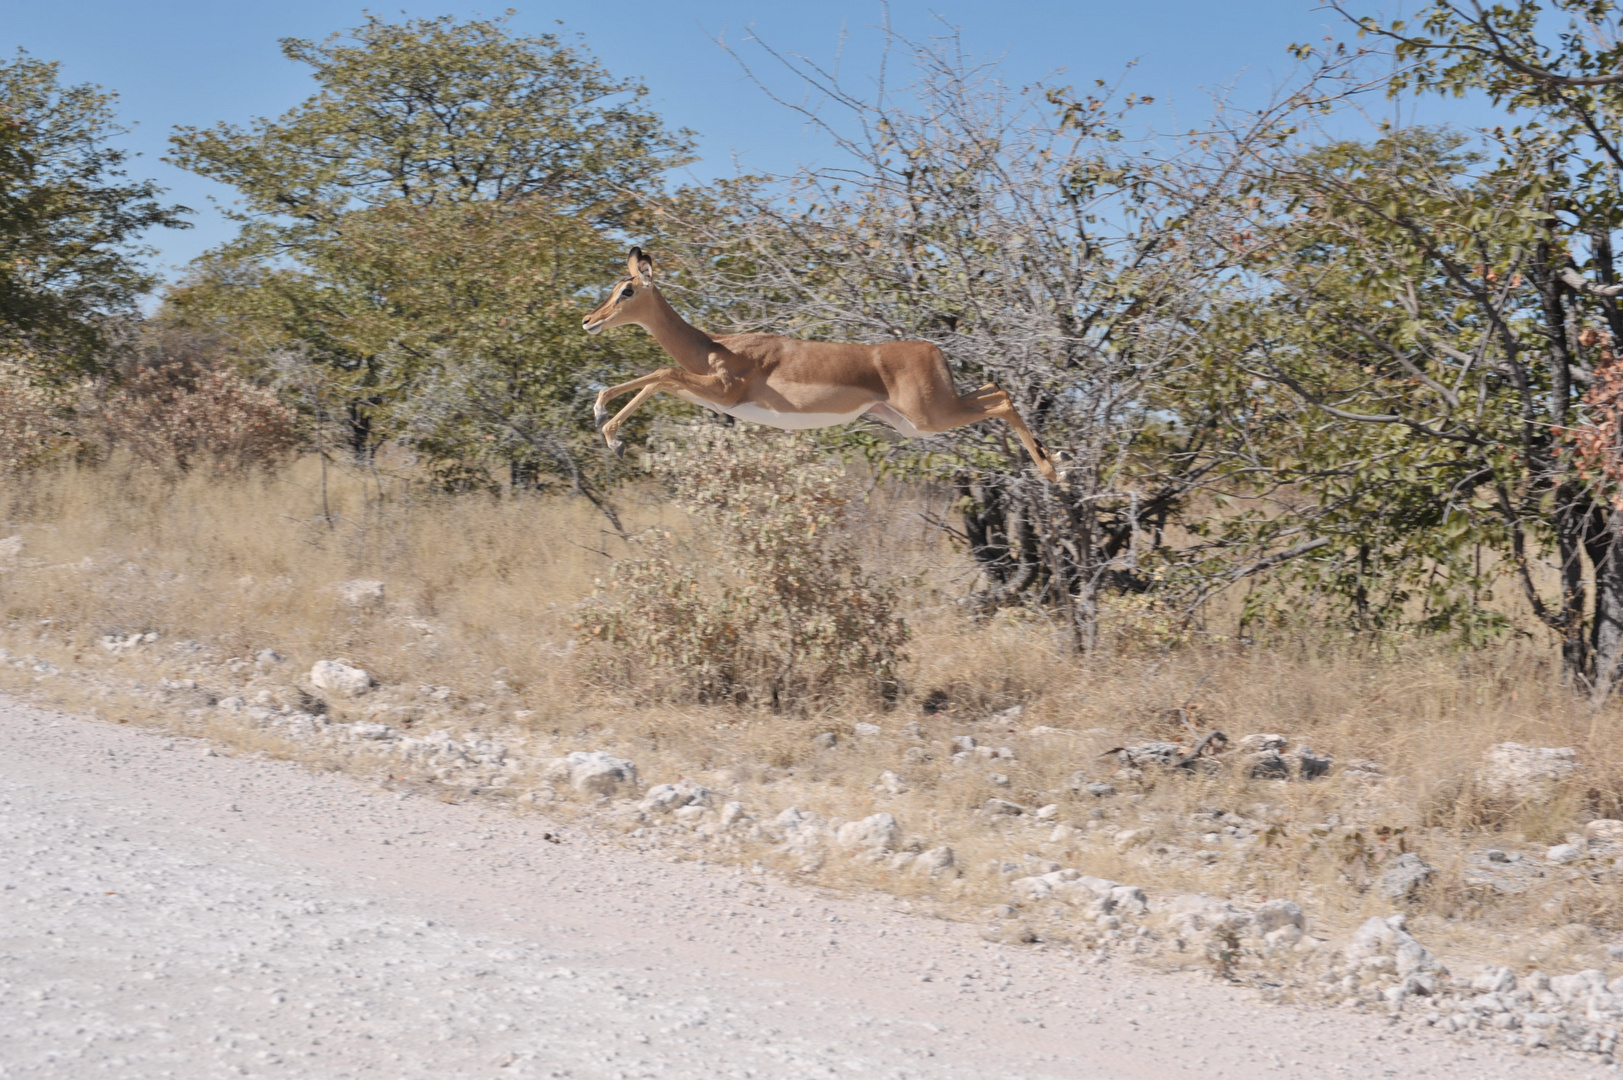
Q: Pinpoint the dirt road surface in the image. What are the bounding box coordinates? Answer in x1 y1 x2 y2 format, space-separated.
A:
0 696 1592 1079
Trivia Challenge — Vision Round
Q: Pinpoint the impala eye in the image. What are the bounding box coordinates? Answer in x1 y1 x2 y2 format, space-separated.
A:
621 287 634 299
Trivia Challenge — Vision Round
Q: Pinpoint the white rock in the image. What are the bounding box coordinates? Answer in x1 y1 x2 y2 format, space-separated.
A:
1236 733 1288 753
1547 843 1583 864
1478 742 1578 800
672 804 707 825
310 660 371 697
1168 894 1250 933
985 798 1025 816
1584 819 1623 842
1109 885 1148 916
1549 970 1607 1003
1265 925 1303 949
0 535 21 560
347 722 395 740
255 648 285 669
719 801 749 827
641 779 712 813
1253 899 1306 935
875 770 908 795
1034 804 1060 821
913 846 954 876
853 722 881 737
546 750 637 796
1113 827 1154 850
1472 966 1517 993
1346 914 1444 977
334 579 386 609
835 813 899 854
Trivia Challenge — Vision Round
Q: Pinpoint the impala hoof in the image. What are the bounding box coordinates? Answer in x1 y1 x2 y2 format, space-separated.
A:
594 405 610 430
609 438 626 459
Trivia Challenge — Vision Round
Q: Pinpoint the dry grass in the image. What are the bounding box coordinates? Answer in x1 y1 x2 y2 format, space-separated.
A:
3 454 1622 983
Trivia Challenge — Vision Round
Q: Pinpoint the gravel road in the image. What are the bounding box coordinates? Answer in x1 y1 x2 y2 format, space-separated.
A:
0 696 1591 1079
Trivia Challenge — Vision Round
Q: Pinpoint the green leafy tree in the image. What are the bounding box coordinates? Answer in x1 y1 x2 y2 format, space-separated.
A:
161 14 691 485
0 52 189 377
1196 2 1623 691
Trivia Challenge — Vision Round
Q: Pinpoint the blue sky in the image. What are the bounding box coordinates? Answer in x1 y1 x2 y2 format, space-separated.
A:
5 1 1493 282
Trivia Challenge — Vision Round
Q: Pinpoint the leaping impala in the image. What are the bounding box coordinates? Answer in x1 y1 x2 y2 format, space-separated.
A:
582 248 1059 482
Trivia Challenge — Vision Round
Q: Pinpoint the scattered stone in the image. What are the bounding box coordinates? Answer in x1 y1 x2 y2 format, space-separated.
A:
1084 782 1116 798
988 773 1011 787
718 801 749 827
951 735 977 753
1110 885 1149 915
812 732 838 749
334 579 386 609
310 660 371 697
641 780 713 813
1168 894 1251 934
1253 899 1306 935
1472 966 1517 993
1379 852 1435 902
1478 742 1579 800
1546 843 1583 865
1295 745 1333 780
835 813 899 854
875 770 907 795
1113 827 1154 850
1111 741 1183 767
1236 734 1288 753
1034 804 1060 821
1483 849 1509 863
1246 750 1290 780
545 751 637 796
1584 819 1623 842
853 722 882 737
913 846 955 877
255 648 285 670
984 798 1025 816
1341 759 1386 778
1345 913 1444 977
990 704 1024 723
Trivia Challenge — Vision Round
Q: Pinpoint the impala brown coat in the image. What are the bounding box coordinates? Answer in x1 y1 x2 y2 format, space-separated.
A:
582 248 1058 481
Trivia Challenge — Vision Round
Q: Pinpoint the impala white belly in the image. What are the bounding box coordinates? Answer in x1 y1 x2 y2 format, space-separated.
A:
675 391 871 431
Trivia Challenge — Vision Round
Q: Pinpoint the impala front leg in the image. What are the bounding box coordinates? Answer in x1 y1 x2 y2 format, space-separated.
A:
599 383 660 457
594 371 667 432
595 368 744 456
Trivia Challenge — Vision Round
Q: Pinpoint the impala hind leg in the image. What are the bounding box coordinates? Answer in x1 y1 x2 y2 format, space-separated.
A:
962 383 1059 482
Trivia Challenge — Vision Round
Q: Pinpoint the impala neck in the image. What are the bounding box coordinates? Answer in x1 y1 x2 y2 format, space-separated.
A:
636 289 716 374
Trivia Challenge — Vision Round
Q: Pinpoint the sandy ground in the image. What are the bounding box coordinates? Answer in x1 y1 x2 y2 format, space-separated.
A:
0 696 1600 1080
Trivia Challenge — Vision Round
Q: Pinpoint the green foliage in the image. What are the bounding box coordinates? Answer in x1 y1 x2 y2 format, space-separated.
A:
0 52 188 377
159 14 690 490
167 13 692 243
577 424 908 709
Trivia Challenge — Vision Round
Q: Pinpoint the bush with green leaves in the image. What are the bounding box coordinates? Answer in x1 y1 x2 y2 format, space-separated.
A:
577 424 907 710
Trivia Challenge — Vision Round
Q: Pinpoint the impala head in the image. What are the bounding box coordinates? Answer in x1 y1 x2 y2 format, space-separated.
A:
583 247 658 335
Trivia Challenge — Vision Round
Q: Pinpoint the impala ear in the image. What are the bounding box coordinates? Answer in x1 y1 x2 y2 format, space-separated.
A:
630 247 655 285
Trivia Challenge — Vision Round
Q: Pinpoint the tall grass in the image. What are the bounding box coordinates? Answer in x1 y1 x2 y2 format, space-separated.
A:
3 452 1621 970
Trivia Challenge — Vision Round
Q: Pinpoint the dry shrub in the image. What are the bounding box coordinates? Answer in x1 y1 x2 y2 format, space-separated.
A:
79 358 299 472
577 424 908 709
0 359 80 469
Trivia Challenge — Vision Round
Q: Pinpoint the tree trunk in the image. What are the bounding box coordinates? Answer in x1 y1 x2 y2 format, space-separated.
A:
1589 506 1623 700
